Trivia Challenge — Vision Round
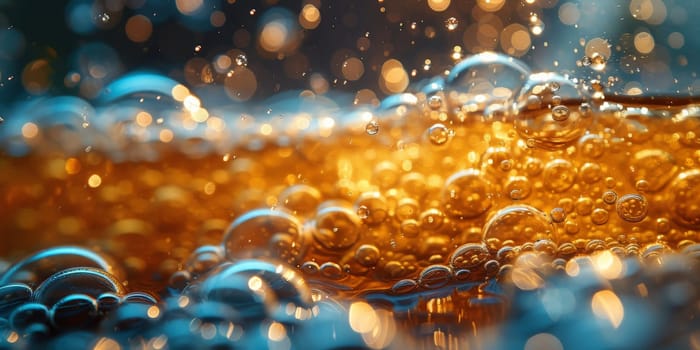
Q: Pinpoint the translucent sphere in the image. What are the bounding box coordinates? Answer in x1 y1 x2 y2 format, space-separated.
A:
482 205 556 245
442 169 496 219
514 72 592 149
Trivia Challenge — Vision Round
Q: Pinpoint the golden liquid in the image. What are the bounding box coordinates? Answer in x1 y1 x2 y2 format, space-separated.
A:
1 87 700 348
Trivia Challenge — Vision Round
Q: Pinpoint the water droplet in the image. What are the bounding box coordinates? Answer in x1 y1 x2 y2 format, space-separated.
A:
427 123 451 145
365 120 379 135
444 17 458 31
615 193 648 223
483 205 555 245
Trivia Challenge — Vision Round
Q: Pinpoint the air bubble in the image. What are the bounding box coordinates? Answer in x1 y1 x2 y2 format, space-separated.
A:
446 52 530 111
418 264 452 289
551 105 570 121
442 169 495 219
669 170 700 228
355 244 381 267
602 191 618 204
543 159 577 192
0 283 32 317
444 17 458 31
615 193 648 223
449 243 490 270
222 209 307 264
50 294 98 330
32 267 125 307
427 95 443 110
483 205 556 245
591 208 610 225
629 149 677 193
365 120 379 135
354 192 388 225
514 72 590 149
313 204 361 250
550 207 566 223
427 123 451 145
278 185 322 217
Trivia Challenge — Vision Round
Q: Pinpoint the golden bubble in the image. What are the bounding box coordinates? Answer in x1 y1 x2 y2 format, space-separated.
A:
125 15 152 43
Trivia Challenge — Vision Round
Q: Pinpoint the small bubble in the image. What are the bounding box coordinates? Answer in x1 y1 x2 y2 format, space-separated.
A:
550 207 566 223
365 120 379 135
589 53 607 71
591 208 609 225
616 193 648 223
635 179 650 192
194 45 202 52
428 123 450 145
427 95 442 110
357 205 370 219
551 105 570 121
602 190 618 204
445 17 458 31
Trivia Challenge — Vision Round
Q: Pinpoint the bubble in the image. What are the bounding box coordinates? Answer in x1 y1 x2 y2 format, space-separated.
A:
550 207 566 223
442 169 496 219
0 246 123 288
444 17 458 31
313 204 361 250
445 52 530 111
418 264 452 289
580 162 602 184
395 197 420 221
300 261 319 275
419 208 445 231
391 279 417 294
505 176 531 200
222 209 308 264
449 243 490 270
483 205 556 245
354 192 388 225
589 52 607 71
9 302 49 331
278 185 322 216
615 193 648 223
0 283 32 317
186 245 225 277
400 219 421 238
427 123 451 145
669 170 700 228
320 262 345 280
365 120 379 135
551 105 570 121
591 208 610 225
514 73 591 149
355 244 381 267
629 149 678 192
32 267 125 307
50 294 98 330
602 190 618 204
543 159 577 192
427 95 443 110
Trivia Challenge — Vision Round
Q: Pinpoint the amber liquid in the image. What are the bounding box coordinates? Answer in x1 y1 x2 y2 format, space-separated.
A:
1 86 700 349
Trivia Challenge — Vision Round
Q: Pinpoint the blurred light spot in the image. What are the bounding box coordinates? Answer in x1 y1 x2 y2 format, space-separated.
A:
224 67 257 101
634 31 655 54
349 301 378 334
210 11 226 27
171 84 190 102
147 305 160 318
668 32 684 49
65 158 81 174
591 290 624 328
592 250 623 279
525 333 564 350
501 24 531 56
125 15 152 43
299 4 321 29
267 322 287 341
380 59 409 94
248 276 263 291
558 2 580 25
362 309 396 349
428 0 450 12
585 38 611 61
21 122 39 138
183 95 201 113
511 266 544 290
478 0 505 12
93 337 121 350
135 111 153 127
159 129 174 142
22 59 52 94
176 0 203 15
342 57 364 81
88 174 102 188
261 21 289 52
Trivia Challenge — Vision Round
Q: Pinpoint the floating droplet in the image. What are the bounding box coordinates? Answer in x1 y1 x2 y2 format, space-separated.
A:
427 123 451 145
365 120 379 135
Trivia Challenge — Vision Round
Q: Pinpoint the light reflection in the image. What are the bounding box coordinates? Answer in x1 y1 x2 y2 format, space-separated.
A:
591 290 625 328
